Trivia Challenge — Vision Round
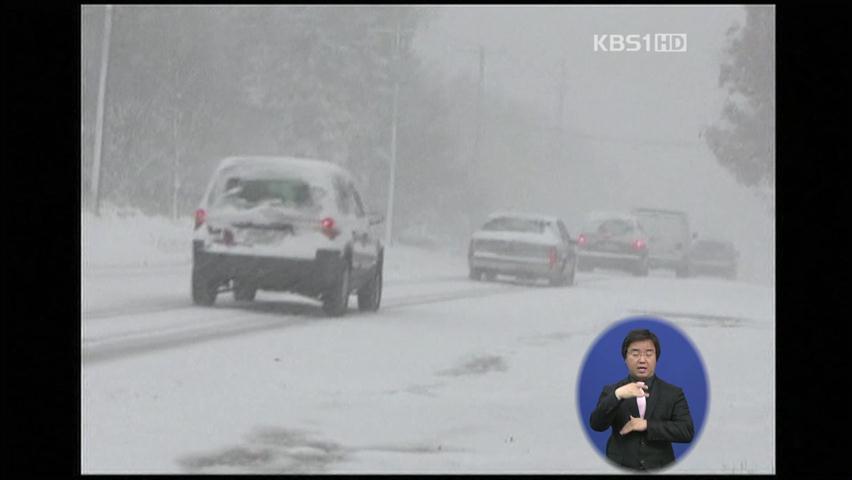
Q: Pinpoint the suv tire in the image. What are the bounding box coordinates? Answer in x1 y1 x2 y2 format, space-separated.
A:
549 263 566 287
322 262 351 317
549 257 576 287
192 266 218 306
233 281 257 302
633 256 649 277
565 257 577 286
358 263 382 312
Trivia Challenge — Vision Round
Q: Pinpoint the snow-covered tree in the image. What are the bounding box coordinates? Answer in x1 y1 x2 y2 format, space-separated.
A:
705 6 775 212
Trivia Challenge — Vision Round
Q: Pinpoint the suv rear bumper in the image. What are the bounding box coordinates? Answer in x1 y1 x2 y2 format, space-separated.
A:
690 260 736 276
578 251 641 270
648 256 687 270
193 240 345 296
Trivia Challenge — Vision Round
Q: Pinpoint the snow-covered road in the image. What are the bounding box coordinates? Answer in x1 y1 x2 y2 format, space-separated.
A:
81 251 774 474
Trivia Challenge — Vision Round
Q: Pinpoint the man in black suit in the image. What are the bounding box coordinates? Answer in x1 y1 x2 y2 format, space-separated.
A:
589 328 695 471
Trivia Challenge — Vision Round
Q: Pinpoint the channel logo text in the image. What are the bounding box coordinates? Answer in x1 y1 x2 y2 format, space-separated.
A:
593 34 687 53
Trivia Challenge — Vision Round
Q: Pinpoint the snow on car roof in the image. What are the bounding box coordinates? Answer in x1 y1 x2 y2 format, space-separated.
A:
486 211 560 223
632 207 688 216
216 156 352 181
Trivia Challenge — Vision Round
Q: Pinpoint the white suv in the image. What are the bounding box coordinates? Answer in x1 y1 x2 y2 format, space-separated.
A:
191 156 384 316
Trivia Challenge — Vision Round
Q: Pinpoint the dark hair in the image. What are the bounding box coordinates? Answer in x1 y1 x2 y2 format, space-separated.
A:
621 329 661 360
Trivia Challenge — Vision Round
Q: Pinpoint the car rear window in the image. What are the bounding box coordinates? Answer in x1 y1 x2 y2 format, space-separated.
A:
482 217 546 233
210 175 320 210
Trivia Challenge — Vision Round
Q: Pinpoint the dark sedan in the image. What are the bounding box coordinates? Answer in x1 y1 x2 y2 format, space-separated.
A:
576 212 650 276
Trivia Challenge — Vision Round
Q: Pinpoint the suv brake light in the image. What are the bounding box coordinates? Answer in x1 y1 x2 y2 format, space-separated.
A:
578 234 587 246
632 239 646 251
548 247 558 268
194 209 206 230
321 217 340 239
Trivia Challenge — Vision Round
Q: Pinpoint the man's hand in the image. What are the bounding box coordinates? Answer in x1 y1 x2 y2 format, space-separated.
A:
619 415 648 436
615 382 649 400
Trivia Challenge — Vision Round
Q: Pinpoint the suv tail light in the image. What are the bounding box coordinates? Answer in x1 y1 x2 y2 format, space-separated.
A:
321 217 340 239
194 209 206 230
548 247 558 269
578 234 587 247
632 239 646 251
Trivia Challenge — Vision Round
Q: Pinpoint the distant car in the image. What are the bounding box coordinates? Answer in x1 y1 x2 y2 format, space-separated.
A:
468 212 577 286
191 156 384 316
631 207 695 278
576 212 649 276
689 239 738 279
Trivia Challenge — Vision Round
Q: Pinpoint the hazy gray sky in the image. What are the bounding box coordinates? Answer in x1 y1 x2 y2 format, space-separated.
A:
414 5 746 143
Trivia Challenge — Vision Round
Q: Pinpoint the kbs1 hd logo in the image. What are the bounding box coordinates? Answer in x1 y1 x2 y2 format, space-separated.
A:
593 33 687 53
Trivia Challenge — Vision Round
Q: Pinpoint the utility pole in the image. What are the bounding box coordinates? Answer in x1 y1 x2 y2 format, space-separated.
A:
463 44 487 235
384 18 401 248
556 57 567 162
367 19 413 247
372 13 416 248
90 4 112 216
472 45 485 175
172 92 180 222
171 51 185 222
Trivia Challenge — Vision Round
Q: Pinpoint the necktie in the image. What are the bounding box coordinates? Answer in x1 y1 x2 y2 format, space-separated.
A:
637 395 646 419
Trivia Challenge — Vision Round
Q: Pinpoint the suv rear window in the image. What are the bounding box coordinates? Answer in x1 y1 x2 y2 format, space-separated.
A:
634 213 687 239
694 241 731 255
483 217 546 233
584 218 635 235
211 176 318 210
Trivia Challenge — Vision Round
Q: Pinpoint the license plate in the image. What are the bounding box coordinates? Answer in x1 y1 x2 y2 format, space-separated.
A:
244 229 290 245
601 242 621 252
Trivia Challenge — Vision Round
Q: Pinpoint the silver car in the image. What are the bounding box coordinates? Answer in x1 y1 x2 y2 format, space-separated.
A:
191 156 384 316
468 212 578 286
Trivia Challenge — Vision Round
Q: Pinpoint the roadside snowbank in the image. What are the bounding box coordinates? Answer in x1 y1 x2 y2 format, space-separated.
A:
81 206 468 280
82 206 192 268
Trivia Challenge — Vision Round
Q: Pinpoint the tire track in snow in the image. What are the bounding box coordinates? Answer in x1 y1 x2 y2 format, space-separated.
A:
83 299 196 320
81 281 536 365
82 274 479 320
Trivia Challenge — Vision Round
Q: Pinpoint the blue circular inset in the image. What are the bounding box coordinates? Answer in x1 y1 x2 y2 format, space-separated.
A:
577 316 708 467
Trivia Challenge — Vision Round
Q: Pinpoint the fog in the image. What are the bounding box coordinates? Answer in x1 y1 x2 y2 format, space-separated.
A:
81 5 774 285
412 6 772 284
